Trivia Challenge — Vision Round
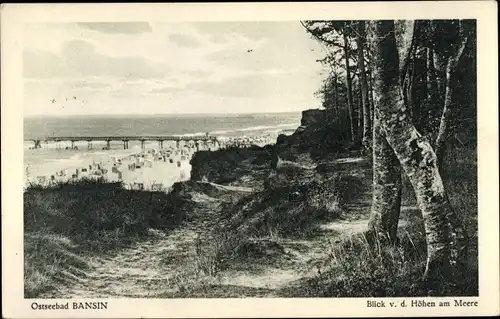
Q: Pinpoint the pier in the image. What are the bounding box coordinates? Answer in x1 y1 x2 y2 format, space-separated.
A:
27 135 221 151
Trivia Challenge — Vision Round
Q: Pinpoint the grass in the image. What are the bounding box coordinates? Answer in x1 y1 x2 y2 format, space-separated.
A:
279 145 478 297
175 142 477 297
185 160 354 280
24 177 185 298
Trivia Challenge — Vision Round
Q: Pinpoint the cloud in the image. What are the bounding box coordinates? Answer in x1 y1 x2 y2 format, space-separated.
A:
168 34 200 48
69 81 112 90
185 69 211 78
23 21 325 116
77 22 152 34
205 46 288 72
184 73 293 98
24 39 171 79
150 86 185 94
192 22 273 41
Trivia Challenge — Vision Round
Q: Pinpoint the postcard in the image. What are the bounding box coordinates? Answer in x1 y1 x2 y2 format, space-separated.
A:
1 2 498 318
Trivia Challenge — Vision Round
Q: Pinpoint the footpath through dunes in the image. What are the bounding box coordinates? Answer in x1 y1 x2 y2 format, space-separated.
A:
153 150 382 298
32 143 381 298
36 180 249 298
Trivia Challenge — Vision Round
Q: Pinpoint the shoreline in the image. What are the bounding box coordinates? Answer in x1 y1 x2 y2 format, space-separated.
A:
23 132 284 192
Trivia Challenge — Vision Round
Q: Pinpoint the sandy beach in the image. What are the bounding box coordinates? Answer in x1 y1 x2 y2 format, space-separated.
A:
24 133 281 191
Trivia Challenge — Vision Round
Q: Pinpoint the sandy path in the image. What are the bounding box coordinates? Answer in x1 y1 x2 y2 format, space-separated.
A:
42 156 382 298
42 195 218 299
42 225 201 298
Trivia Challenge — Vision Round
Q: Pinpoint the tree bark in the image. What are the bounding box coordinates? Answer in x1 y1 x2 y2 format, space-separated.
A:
369 20 467 284
366 49 375 126
343 29 355 142
409 51 416 120
368 110 402 243
427 47 438 101
357 21 372 148
333 72 338 119
357 81 363 140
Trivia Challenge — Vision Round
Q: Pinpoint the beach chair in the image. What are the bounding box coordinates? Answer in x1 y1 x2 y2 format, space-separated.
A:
181 156 186 161
151 183 163 191
132 182 144 190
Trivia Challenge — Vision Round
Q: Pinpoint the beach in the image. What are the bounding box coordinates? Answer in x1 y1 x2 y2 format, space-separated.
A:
23 133 283 191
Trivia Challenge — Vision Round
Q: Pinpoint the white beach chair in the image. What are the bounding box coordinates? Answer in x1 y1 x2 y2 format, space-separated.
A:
151 183 163 191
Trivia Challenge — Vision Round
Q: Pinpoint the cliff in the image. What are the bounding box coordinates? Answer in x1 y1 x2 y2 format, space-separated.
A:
276 109 352 159
300 109 326 127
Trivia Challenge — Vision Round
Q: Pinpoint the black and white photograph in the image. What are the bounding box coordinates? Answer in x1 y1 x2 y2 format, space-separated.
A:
2 2 498 318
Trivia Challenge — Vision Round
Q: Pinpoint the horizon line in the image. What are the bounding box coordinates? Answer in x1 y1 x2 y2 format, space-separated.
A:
23 109 315 118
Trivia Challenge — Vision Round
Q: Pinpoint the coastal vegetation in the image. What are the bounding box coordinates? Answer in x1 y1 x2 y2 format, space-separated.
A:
24 19 477 298
24 178 183 297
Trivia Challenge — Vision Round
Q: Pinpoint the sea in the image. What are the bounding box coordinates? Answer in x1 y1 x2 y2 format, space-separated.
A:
23 112 302 182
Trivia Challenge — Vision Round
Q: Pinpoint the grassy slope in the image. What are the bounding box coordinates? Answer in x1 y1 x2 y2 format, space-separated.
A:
169 144 477 297
24 178 184 298
279 146 478 297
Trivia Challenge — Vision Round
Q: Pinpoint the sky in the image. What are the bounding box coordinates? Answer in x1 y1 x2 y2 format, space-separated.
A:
23 21 326 116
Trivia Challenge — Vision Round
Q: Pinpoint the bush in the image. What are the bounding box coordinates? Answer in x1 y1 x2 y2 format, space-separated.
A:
24 177 184 252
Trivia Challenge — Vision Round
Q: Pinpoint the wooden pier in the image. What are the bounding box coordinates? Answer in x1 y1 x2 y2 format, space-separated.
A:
27 135 220 150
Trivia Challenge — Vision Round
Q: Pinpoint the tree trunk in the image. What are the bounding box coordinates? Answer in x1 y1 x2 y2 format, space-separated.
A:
408 50 420 124
369 74 375 126
334 73 339 111
369 20 467 284
368 110 402 243
427 47 438 101
365 46 375 126
357 21 372 148
357 81 363 139
409 52 416 120
343 29 355 142
435 25 470 168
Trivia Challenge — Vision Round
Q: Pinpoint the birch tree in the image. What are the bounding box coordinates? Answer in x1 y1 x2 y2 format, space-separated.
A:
356 21 372 148
368 20 468 284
